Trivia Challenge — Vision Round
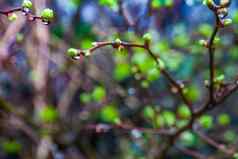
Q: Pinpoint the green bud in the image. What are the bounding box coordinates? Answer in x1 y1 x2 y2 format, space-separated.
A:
115 38 121 44
67 48 78 58
220 0 231 8
113 38 122 49
40 8 54 22
143 33 152 43
214 37 220 45
198 39 207 47
223 18 233 26
22 0 33 9
203 0 216 10
8 13 18 21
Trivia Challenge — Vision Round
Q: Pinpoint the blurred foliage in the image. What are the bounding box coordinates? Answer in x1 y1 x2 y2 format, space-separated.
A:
0 0 238 159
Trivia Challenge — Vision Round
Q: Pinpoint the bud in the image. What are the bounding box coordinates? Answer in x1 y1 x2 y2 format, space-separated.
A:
113 38 122 49
217 8 228 19
22 0 33 9
115 38 121 44
84 50 91 56
67 48 78 58
204 80 209 87
198 39 208 47
223 18 232 26
214 74 225 83
143 33 152 43
220 0 231 8
8 13 18 21
203 0 216 10
40 8 54 22
214 37 220 45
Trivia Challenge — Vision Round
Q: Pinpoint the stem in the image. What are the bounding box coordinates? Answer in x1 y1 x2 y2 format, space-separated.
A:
208 15 220 104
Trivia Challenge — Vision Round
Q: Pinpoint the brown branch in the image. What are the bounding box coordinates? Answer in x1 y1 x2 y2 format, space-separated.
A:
196 130 235 156
84 123 172 135
176 146 206 159
72 40 193 112
0 7 46 24
208 14 220 104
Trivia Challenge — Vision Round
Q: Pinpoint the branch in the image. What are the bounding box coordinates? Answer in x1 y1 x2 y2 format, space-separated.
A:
0 4 54 25
208 14 220 104
84 123 172 135
176 146 206 159
196 130 235 156
67 40 193 112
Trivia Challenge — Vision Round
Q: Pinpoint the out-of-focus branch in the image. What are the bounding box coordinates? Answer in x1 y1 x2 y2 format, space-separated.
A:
84 123 172 135
68 40 193 111
196 130 235 156
176 146 206 159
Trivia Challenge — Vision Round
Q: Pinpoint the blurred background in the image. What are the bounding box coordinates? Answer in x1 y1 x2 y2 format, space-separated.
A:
0 0 238 158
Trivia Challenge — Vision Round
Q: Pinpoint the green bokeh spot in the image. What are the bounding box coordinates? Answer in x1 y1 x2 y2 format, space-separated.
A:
92 86 106 102
39 105 58 123
100 104 120 124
